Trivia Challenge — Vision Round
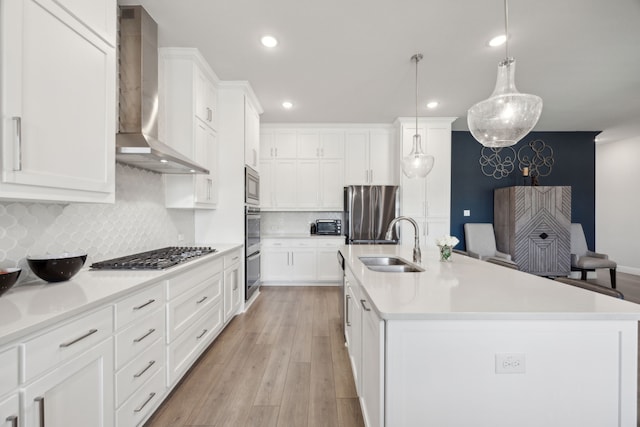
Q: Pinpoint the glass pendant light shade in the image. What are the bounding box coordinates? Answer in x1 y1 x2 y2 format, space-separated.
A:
402 134 434 178
467 58 542 147
402 53 434 178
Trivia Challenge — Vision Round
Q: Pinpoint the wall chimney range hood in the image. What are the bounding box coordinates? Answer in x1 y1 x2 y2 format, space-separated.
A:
116 6 209 174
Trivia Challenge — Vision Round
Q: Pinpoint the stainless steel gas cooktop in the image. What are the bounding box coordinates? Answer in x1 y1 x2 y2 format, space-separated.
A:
90 246 216 270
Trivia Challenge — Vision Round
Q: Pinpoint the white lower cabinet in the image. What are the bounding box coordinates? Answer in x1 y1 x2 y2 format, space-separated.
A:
316 239 344 281
262 238 343 283
223 249 242 322
0 394 19 427
116 368 164 427
345 268 384 427
23 337 114 427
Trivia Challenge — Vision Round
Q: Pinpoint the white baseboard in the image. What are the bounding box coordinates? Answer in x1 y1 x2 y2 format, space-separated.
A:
618 266 640 276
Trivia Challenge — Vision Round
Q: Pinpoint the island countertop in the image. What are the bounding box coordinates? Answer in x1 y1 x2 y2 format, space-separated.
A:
339 244 640 321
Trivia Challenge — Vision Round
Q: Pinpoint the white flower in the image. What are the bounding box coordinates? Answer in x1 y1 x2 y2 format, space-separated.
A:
436 235 459 247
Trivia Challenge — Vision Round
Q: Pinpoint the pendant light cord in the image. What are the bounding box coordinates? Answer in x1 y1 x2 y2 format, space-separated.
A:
504 0 510 60
411 54 423 135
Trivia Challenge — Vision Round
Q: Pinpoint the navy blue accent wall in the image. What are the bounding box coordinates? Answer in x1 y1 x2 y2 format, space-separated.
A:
450 131 598 251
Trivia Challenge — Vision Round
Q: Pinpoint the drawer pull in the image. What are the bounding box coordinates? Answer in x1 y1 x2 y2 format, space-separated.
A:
133 299 156 311
59 329 98 348
133 392 156 413
34 396 45 427
360 299 372 312
346 294 351 326
12 117 22 171
196 296 208 304
232 256 239 261
133 360 156 378
233 282 238 290
196 329 208 339
133 328 156 343
6 415 18 427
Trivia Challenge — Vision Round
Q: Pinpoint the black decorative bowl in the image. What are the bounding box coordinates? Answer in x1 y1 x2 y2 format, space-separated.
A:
0 268 21 297
27 252 87 283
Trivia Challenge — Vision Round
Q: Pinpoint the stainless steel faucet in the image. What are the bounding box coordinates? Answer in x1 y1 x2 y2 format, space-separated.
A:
385 216 421 264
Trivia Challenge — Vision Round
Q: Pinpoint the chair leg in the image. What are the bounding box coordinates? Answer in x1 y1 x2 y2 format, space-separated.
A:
610 268 616 289
581 270 587 280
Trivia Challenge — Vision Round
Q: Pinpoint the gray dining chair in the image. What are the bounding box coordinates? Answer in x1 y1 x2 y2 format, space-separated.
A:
463 223 518 269
570 223 617 288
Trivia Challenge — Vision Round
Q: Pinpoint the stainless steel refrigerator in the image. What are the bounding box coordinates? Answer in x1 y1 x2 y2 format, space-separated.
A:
344 185 400 244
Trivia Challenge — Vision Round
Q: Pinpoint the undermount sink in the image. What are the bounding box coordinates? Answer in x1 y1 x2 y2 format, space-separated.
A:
359 256 424 273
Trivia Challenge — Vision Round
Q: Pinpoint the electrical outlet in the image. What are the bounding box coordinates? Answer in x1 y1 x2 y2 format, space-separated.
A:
177 233 184 242
495 353 526 374
463 209 471 217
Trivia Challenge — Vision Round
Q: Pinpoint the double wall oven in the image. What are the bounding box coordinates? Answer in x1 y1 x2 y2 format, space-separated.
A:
245 166 261 301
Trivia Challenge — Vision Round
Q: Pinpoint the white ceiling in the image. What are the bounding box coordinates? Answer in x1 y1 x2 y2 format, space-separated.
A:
120 0 640 132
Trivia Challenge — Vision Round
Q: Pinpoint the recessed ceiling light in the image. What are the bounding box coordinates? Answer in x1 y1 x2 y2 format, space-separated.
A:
282 101 293 109
489 34 507 47
261 35 278 48
160 159 168 163
426 101 439 109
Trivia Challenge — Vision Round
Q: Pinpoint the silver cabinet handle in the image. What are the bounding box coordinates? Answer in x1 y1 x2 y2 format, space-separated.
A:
133 392 156 413
364 169 368 182
360 299 371 312
196 296 208 304
287 252 290 265
59 329 98 348
133 360 156 378
6 415 18 427
34 396 45 427
291 252 294 265
12 117 22 171
321 147 324 157
270 147 273 157
370 169 374 183
233 281 238 290
133 299 156 311
345 294 351 326
196 329 208 339
275 147 278 157
232 256 239 261
133 328 156 343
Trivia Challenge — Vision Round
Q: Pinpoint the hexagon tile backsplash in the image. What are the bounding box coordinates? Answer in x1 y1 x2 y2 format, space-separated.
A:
0 164 194 284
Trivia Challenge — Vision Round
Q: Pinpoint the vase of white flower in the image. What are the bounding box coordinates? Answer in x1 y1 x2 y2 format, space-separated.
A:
435 235 460 262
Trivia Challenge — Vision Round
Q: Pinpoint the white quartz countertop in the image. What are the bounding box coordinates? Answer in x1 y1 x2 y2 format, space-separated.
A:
340 244 640 321
262 233 344 239
0 244 242 345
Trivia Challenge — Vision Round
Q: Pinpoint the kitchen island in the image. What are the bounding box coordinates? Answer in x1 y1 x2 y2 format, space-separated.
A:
340 244 640 427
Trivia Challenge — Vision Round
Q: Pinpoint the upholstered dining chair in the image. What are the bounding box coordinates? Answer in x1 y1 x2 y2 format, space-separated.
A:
570 223 617 288
554 277 624 299
463 223 518 268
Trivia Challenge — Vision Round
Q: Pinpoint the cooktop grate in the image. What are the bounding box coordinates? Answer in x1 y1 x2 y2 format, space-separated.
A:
90 246 216 270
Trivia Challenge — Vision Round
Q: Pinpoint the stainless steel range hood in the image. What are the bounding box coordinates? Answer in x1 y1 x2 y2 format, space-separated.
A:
116 6 208 174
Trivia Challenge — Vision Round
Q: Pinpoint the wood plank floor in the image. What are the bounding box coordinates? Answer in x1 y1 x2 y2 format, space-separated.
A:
144 286 363 427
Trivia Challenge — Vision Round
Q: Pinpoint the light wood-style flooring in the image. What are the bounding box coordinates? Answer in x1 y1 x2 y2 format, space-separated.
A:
144 286 363 427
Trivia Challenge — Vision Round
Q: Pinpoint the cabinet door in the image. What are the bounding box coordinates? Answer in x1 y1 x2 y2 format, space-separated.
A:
224 262 241 322
1 0 115 201
319 131 345 159
316 247 342 281
244 100 260 169
261 248 291 281
273 160 297 208
296 160 320 208
320 159 344 209
195 68 215 127
361 301 384 427
0 394 19 427
297 131 320 158
290 248 317 281
272 131 297 158
23 338 114 427
260 161 275 208
346 281 362 393
369 130 396 185
345 131 369 185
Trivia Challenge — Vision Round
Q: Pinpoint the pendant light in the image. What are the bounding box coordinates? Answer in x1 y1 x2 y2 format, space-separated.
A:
467 0 542 148
402 53 434 178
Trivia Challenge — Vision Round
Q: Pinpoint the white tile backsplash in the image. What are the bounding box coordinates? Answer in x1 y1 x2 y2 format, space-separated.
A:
261 211 342 235
0 164 194 284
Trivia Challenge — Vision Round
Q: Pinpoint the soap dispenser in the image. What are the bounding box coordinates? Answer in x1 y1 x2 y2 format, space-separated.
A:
310 222 317 235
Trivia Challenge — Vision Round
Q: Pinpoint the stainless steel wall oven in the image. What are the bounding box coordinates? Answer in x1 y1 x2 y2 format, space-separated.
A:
245 205 261 301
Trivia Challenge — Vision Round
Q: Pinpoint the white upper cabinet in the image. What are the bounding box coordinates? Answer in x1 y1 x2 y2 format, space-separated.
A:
0 0 116 203
345 129 396 185
297 130 345 159
244 99 260 169
260 130 297 159
160 48 219 209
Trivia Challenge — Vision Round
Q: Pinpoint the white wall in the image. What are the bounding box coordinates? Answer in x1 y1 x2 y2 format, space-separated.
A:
596 132 640 275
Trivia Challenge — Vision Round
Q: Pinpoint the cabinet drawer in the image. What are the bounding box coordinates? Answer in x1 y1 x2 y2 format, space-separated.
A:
115 282 164 330
0 346 19 397
316 238 344 248
224 249 242 269
168 301 223 386
167 272 222 343
166 257 223 300
115 338 164 408
116 368 165 427
24 306 113 381
0 391 18 424
115 308 164 369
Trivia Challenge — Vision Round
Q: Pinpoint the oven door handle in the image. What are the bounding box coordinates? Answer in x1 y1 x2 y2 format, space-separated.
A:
247 251 261 262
